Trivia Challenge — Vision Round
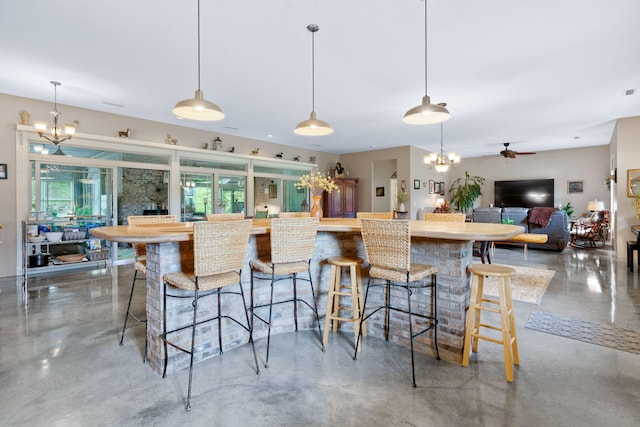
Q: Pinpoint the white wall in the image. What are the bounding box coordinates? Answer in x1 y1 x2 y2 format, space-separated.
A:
612 117 640 256
446 145 611 213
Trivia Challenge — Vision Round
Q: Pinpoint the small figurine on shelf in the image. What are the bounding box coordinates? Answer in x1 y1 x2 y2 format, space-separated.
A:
293 155 300 162
166 134 177 145
276 152 284 159
251 148 260 156
118 128 131 138
213 136 223 151
227 146 235 153
334 162 345 177
21 110 30 125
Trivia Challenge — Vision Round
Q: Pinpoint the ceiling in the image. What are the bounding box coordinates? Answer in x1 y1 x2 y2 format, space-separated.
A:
1 0 639 158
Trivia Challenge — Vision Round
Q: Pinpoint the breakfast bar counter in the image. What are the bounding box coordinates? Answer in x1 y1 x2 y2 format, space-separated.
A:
92 219 524 375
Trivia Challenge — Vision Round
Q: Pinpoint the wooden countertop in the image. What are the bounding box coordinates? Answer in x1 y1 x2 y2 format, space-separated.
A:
90 218 524 244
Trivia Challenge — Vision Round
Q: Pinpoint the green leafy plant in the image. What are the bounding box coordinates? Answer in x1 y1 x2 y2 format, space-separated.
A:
448 171 486 213
397 191 409 203
561 202 574 218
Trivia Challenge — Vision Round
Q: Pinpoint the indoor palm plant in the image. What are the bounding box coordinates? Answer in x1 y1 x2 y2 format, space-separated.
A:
448 171 486 213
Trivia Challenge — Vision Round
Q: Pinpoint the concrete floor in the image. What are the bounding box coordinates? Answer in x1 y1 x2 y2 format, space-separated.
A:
1 245 639 426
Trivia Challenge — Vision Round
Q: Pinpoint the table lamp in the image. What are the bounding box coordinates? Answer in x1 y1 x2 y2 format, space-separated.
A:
587 199 605 212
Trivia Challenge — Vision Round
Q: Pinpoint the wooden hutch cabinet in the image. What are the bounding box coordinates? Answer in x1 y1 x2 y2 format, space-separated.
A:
324 178 358 218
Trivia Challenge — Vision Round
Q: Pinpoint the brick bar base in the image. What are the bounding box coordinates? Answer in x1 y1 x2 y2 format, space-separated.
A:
144 231 472 376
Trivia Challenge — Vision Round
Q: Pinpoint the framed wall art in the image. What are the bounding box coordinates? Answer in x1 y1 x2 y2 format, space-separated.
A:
567 180 583 194
376 186 385 197
413 179 421 190
0 163 6 179
439 181 445 196
429 180 435 194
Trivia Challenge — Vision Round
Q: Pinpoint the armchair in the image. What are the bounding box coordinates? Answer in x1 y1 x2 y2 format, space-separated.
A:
570 212 606 248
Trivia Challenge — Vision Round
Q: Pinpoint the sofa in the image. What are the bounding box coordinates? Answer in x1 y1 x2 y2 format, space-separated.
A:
473 207 570 252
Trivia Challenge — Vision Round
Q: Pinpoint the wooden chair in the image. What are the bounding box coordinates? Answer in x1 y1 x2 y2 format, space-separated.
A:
206 213 244 221
249 217 323 367
570 217 605 248
162 220 259 410
121 215 177 360
278 212 310 218
356 212 394 219
354 219 439 387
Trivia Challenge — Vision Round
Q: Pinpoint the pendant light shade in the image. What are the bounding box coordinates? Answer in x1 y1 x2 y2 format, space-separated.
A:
172 0 224 121
295 24 333 136
403 96 450 125
403 0 450 125
173 89 224 121
294 111 333 136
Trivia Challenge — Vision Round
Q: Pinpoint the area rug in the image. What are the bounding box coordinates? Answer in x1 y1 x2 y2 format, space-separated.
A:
477 264 555 304
526 311 640 355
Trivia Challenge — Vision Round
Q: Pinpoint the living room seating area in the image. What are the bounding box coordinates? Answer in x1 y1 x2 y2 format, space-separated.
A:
472 207 570 252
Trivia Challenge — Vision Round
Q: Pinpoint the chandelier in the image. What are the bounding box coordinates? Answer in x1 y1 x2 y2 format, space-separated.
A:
34 81 76 155
425 123 460 173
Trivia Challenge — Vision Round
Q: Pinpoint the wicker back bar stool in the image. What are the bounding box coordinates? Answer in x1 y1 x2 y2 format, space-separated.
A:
162 220 259 411
278 212 311 218
120 215 177 361
249 217 324 367
205 212 245 221
354 219 440 387
356 212 394 219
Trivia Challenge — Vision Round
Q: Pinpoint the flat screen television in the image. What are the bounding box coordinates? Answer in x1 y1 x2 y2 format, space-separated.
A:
494 179 554 208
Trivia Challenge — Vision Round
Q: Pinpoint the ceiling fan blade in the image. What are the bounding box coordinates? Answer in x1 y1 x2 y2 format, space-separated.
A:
514 151 536 155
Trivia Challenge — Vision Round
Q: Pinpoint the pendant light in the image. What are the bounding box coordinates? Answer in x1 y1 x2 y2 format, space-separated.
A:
403 0 450 125
172 0 224 121
295 24 333 136
34 81 76 156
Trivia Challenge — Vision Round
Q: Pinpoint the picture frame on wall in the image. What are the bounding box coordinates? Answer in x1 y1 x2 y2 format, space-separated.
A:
567 180 583 194
429 180 435 194
413 179 421 190
439 181 445 196
376 186 385 197
0 163 6 179
434 182 441 193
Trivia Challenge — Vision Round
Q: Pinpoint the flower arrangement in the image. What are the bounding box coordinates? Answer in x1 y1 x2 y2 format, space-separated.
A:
295 172 339 196
397 191 409 203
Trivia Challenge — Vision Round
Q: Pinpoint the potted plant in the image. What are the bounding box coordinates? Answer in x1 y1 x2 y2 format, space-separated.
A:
397 190 409 212
561 202 574 219
448 171 486 213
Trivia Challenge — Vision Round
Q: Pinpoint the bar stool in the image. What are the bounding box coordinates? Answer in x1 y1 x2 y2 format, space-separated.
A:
462 264 519 382
627 240 640 272
162 220 259 411
120 214 176 361
249 217 324 368
354 219 439 387
323 255 366 351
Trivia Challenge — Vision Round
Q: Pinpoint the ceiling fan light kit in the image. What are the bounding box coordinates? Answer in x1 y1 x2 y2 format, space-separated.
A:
172 0 224 121
295 24 333 136
403 0 450 125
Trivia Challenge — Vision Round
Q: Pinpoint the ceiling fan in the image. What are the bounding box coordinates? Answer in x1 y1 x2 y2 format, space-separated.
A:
499 143 536 159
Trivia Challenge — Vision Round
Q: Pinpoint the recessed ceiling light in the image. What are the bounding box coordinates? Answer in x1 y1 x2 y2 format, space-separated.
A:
574 136 580 139
267 134 273 138
625 88 635 96
370 145 377 148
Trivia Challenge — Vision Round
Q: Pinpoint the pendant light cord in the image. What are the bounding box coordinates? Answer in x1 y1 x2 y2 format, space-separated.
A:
440 122 444 156
197 0 201 91
424 0 428 96
311 27 316 113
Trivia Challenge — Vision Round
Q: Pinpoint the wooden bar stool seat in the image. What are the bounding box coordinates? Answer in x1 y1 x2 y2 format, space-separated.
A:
462 264 519 382
323 255 366 351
